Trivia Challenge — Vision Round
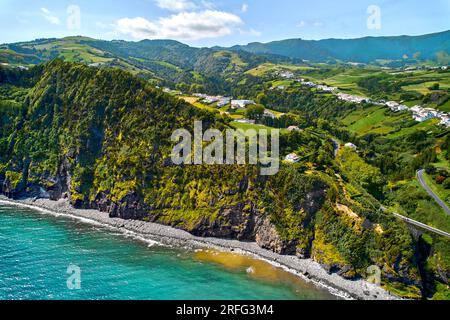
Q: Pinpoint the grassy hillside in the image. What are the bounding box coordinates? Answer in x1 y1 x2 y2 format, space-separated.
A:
0 37 270 93
0 61 432 298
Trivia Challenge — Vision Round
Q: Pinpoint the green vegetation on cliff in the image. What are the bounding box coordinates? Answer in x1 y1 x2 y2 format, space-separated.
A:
0 60 447 299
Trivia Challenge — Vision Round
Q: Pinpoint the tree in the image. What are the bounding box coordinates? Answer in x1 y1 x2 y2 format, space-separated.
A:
436 175 446 185
442 178 450 190
428 83 440 91
175 82 189 93
245 104 265 121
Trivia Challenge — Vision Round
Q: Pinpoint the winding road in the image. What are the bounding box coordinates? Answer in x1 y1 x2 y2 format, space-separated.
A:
380 206 450 238
392 212 450 238
417 169 450 216
331 138 340 159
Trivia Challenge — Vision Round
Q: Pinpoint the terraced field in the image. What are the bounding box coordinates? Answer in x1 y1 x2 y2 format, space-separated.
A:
245 62 317 77
341 106 409 136
387 119 440 139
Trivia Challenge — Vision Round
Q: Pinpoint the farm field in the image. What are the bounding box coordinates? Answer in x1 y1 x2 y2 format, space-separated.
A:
245 62 317 77
342 106 408 136
386 119 440 139
230 121 288 136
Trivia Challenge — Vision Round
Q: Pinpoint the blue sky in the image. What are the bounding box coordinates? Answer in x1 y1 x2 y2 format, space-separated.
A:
1 0 449 47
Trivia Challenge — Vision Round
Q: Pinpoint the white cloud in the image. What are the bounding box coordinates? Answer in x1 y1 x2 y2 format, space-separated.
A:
313 21 323 27
241 4 249 13
116 10 243 40
155 0 196 12
117 17 159 39
41 7 61 25
296 20 306 27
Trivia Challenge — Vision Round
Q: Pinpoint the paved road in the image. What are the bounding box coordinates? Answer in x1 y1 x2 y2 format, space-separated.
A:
331 138 340 159
392 212 450 238
380 206 450 238
417 169 450 216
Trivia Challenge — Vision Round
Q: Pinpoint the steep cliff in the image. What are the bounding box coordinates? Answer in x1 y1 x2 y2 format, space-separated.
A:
0 61 424 298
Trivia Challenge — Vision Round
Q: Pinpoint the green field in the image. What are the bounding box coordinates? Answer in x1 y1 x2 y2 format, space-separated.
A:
193 101 220 113
389 179 450 233
342 106 408 136
245 62 316 77
230 121 288 136
402 81 450 95
386 119 440 139
433 154 450 169
304 68 383 96
264 108 285 118
271 80 295 87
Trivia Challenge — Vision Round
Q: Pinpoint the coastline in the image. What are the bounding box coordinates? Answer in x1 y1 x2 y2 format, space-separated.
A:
0 195 398 300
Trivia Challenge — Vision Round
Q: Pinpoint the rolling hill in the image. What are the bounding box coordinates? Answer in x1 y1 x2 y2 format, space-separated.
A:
1 31 448 88
230 30 450 65
0 36 273 90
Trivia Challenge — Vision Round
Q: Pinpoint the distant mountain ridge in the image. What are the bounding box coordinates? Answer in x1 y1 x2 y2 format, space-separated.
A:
1 30 449 69
229 30 450 64
0 30 448 93
0 36 280 92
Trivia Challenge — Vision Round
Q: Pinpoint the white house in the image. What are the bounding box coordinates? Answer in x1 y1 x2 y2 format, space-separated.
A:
231 100 256 109
287 126 301 132
317 85 337 92
235 119 256 124
344 143 357 150
440 117 450 127
264 110 276 119
216 98 231 108
301 81 316 88
280 71 295 79
386 101 408 112
337 93 369 104
285 153 300 163
386 101 399 108
203 96 219 104
270 85 287 91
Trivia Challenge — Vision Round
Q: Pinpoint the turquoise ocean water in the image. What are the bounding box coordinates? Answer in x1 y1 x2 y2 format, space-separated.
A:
0 204 336 300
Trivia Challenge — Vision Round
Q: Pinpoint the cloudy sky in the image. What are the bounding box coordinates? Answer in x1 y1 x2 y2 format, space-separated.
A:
1 0 449 46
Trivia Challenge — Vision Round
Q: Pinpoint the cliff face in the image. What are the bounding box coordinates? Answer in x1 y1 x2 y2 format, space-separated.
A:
0 61 426 298
1 161 327 259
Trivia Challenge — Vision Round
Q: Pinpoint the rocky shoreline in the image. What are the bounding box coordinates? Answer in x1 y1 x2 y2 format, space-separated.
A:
0 195 399 300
